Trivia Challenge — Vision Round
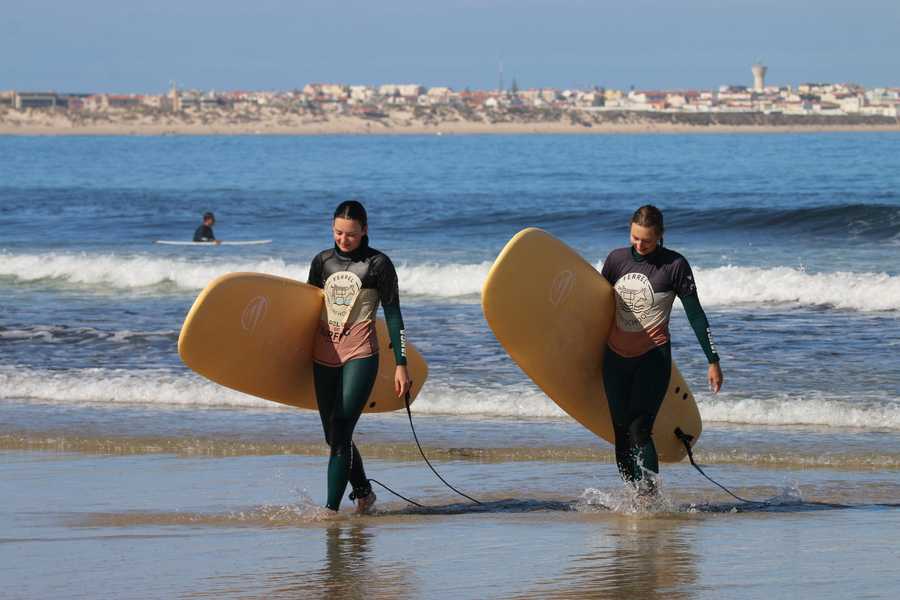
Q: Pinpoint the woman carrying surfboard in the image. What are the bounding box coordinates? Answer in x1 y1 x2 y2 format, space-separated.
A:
307 200 411 514
601 205 723 493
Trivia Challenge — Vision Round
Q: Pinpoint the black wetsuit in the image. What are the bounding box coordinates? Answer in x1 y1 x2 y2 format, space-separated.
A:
307 237 406 510
193 224 215 242
601 245 718 484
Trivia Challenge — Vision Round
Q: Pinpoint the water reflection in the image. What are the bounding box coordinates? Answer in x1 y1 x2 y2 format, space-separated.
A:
267 523 414 599
515 516 700 599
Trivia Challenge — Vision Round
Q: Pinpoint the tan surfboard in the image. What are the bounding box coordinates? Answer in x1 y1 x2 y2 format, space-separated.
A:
178 272 427 412
482 228 701 462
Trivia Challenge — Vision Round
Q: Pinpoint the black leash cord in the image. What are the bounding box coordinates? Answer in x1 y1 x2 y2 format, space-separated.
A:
404 388 483 506
674 428 762 505
365 478 423 508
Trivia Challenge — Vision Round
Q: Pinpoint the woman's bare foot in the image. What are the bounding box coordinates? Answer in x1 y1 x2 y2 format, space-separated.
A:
355 490 376 515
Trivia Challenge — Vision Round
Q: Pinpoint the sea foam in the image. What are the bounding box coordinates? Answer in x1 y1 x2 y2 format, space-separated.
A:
2 368 898 430
3 251 900 311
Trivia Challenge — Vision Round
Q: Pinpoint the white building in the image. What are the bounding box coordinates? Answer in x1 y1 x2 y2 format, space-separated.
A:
378 84 425 98
349 85 374 103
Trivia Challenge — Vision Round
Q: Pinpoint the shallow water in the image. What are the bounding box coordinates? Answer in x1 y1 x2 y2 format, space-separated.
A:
3 449 898 599
3 133 900 597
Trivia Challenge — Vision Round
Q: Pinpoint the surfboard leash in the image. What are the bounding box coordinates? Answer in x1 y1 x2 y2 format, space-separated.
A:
674 428 763 505
365 478 424 508
360 386 483 508
404 387 483 506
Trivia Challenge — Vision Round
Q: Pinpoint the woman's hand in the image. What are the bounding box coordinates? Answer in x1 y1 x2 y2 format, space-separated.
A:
394 365 411 398
708 362 723 394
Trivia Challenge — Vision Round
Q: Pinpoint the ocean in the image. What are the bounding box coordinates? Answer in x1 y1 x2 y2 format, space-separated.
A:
2 133 899 598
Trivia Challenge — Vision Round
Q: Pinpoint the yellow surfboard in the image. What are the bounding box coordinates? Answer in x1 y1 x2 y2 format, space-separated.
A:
482 228 701 462
178 272 428 412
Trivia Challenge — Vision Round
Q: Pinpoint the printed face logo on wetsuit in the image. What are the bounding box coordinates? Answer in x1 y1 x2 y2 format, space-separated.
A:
614 272 658 331
324 271 362 332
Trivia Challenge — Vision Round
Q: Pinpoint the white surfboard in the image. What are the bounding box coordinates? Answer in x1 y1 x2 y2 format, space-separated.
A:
155 240 272 246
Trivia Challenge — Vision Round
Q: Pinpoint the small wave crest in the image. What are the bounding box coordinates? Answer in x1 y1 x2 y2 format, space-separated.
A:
0 252 302 293
0 251 491 298
0 367 274 409
0 325 176 344
3 251 900 311
698 393 900 430
2 368 898 430
694 265 900 312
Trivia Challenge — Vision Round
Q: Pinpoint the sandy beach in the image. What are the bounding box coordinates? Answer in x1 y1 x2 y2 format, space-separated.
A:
2 107 899 136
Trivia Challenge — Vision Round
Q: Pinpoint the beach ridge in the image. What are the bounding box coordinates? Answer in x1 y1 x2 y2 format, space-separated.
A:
3 106 898 135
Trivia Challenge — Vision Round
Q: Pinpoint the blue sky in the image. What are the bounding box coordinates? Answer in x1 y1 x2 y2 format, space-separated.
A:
2 0 897 93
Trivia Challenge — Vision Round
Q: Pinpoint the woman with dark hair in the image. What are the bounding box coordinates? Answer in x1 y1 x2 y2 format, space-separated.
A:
600 205 723 493
307 200 411 514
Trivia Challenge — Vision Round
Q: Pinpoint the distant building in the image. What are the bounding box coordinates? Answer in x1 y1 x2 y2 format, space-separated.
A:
108 95 141 109
349 85 374 103
14 92 64 110
665 92 689 108
575 91 603 107
752 63 767 93
425 87 452 105
169 82 182 112
460 90 490 107
603 89 625 106
839 96 863 113
303 83 348 100
141 95 165 109
378 84 424 98
627 91 667 110
82 94 141 111
540 88 558 103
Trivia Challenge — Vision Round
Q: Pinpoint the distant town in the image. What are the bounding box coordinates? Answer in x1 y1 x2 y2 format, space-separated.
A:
3 65 899 134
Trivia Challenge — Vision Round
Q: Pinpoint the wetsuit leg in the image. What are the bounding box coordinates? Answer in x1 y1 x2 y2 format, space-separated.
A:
603 348 640 481
314 354 379 510
602 344 671 483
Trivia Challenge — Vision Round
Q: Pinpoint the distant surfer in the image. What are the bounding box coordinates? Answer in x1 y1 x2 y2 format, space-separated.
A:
601 205 723 494
307 200 411 514
193 212 221 244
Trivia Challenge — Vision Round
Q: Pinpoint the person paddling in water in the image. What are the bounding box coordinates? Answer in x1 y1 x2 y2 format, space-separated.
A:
193 212 221 244
307 200 411 514
601 205 723 495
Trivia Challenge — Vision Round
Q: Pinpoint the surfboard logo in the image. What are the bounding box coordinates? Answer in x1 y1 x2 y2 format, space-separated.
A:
550 270 576 306
324 271 363 328
241 296 268 333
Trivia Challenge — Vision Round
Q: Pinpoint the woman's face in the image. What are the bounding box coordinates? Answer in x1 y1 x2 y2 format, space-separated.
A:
630 223 661 256
333 217 366 253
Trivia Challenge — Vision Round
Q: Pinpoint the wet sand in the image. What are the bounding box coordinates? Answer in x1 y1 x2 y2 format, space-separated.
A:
4 450 899 599
3 404 900 599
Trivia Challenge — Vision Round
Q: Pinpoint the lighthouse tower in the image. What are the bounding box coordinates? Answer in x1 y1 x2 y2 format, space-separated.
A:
752 63 767 93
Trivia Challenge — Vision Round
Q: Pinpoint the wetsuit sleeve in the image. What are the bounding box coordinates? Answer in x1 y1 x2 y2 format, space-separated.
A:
673 257 719 364
681 295 719 364
377 256 407 366
307 253 324 289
